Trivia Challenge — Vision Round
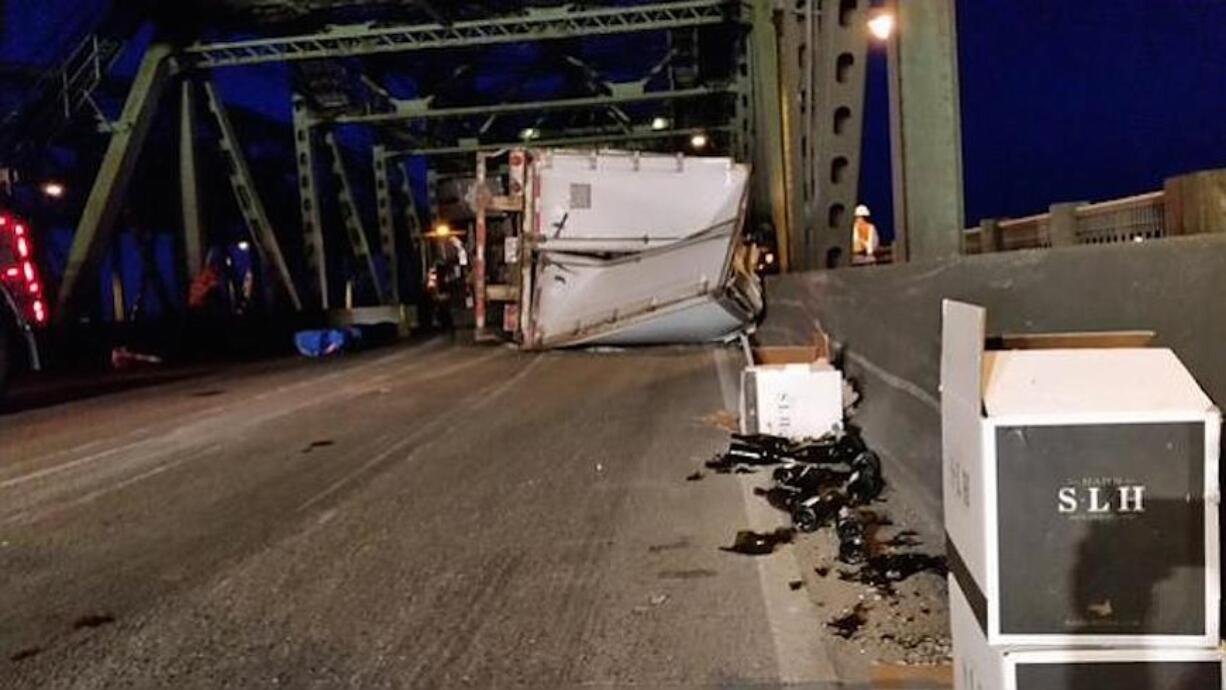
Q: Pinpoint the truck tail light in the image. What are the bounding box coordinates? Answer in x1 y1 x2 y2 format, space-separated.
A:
1 214 49 326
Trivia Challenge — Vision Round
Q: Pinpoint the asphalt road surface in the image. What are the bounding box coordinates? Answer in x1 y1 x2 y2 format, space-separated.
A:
0 340 856 688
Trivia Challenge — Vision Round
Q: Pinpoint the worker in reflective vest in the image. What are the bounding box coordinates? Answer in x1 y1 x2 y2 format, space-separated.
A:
852 204 879 263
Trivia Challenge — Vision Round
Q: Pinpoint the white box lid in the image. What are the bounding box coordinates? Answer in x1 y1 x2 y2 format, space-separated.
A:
983 348 1214 418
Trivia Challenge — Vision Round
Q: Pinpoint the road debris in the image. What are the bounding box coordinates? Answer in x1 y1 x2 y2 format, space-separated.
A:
685 471 704 482
110 347 163 369
835 507 868 565
839 554 948 594
700 410 740 432
294 328 362 358
828 603 869 639
699 426 950 664
719 528 795 556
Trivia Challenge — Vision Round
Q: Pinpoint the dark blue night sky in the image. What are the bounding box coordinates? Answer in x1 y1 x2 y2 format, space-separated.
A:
5 0 1226 238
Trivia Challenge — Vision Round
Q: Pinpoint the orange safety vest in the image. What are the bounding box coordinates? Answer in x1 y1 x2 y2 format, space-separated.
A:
853 218 878 255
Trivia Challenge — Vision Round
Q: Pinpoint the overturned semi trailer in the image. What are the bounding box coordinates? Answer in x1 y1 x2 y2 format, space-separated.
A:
500 149 761 349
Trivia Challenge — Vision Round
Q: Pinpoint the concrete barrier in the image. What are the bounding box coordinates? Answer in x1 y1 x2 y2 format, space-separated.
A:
759 234 1226 532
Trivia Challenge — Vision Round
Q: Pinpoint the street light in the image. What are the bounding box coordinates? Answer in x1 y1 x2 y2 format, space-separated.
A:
867 11 896 41
41 182 65 198
237 241 251 252
519 127 541 141
689 132 709 150
651 116 671 131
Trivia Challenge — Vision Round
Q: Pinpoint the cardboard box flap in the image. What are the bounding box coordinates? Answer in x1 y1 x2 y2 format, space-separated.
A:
941 300 987 414
989 330 1156 350
983 348 1214 418
752 332 831 365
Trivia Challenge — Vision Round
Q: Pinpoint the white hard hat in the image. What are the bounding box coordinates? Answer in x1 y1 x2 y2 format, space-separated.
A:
854 204 871 218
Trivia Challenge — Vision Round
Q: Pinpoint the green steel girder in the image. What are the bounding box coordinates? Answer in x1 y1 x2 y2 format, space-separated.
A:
324 132 386 304
890 0 965 261
58 43 175 315
293 94 330 309
180 79 205 282
748 0 788 270
183 0 733 69
329 85 733 126
384 124 731 158
809 0 869 270
372 145 400 304
205 81 304 310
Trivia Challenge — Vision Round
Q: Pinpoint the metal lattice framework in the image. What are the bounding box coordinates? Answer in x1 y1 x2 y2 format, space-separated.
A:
329 85 734 126
383 124 732 158
183 0 731 68
57 0 748 316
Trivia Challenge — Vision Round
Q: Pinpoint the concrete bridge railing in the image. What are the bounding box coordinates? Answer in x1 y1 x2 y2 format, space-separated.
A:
962 167 1226 255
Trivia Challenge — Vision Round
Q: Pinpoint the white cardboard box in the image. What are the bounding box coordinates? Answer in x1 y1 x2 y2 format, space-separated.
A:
941 300 1221 648
951 575 1224 690
740 360 843 440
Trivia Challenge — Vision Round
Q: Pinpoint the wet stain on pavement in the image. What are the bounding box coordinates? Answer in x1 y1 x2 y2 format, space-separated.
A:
647 538 692 553
657 568 717 580
685 471 704 482
9 647 41 662
838 554 948 594
827 603 869 639
883 530 922 549
719 528 795 556
190 389 226 398
72 614 115 630
301 440 336 454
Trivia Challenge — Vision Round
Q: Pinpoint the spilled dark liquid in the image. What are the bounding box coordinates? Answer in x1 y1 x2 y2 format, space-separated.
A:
302 439 336 454
827 603 868 639
838 554 948 593
9 647 41 662
72 613 115 630
719 528 796 556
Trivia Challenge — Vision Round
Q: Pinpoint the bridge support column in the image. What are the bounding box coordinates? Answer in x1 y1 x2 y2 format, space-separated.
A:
889 0 964 262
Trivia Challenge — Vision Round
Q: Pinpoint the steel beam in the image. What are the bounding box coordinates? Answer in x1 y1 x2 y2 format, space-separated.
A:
748 0 790 272
889 0 965 261
372 145 400 304
180 79 205 283
383 125 731 158
58 43 173 314
397 162 423 238
398 161 429 290
204 81 303 310
293 94 329 309
810 0 868 270
731 25 754 166
778 6 804 273
324 133 385 304
184 1 732 69
331 86 731 126
474 154 489 340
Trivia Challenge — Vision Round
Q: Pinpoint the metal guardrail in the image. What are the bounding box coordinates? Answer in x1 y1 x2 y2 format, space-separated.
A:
964 190 1167 254
0 32 125 164
1074 191 1166 244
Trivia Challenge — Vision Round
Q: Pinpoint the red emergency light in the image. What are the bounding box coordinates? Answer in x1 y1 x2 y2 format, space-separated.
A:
0 214 48 324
